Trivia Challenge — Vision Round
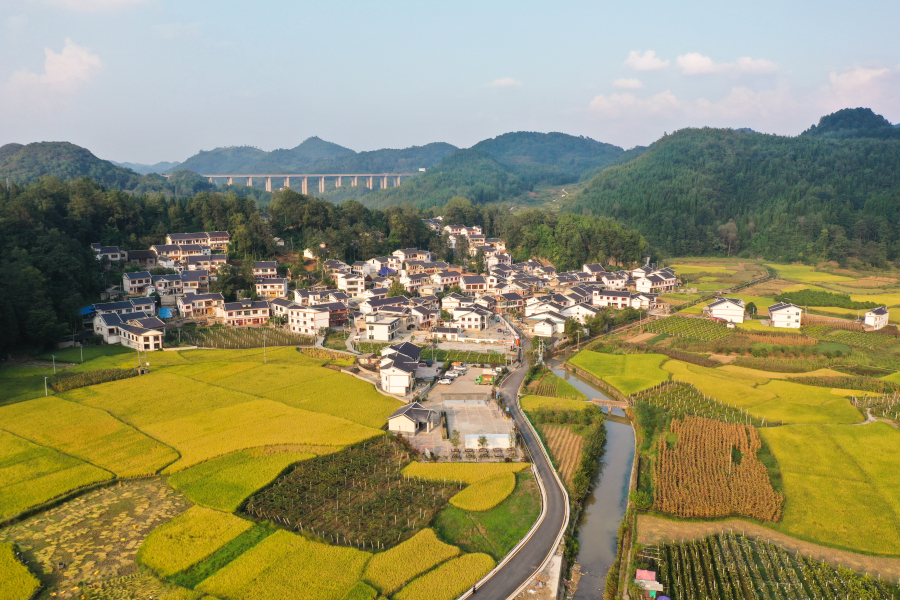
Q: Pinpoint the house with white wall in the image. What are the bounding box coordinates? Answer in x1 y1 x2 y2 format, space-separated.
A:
705 297 746 324
864 306 889 330
768 302 803 328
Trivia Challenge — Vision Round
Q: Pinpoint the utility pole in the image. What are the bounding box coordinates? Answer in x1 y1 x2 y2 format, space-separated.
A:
80 344 83 364
52 355 57 375
44 376 49 397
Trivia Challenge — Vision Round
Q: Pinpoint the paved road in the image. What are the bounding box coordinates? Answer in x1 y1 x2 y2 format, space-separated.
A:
461 336 569 599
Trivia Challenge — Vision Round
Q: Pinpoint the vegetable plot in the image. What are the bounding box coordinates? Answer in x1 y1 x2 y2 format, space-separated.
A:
645 315 732 341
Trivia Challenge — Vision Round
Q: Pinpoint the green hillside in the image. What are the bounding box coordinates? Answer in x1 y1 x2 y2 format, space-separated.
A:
566 109 900 265
359 132 636 209
0 142 145 189
802 107 900 140
172 145 269 174
245 136 356 173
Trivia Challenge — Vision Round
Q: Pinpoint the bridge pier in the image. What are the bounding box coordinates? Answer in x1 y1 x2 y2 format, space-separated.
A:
395 175 401 186
285 177 290 189
382 175 388 189
247 177 253 187
208 177 213 183
319 176 325 194
336 176 342 188
266 177 272 192
367 176 373 190
227 177 233 186
302 177 308 195
352 176 358 187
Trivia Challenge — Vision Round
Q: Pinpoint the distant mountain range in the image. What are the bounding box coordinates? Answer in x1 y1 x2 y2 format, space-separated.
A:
111 160 182 175
169 137 458 175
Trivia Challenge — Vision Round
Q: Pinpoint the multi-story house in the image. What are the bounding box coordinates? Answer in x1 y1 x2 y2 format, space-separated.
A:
127 250 158 268
865 306 890 330
336 273 365 297
769 302 802 329
181 270 210 294
123 271 153 294
186 254 227 273
255 278 288 299
253 261 278 278
460 275 488 295
152 274 183 296
219 299 271 326
177 293 224 318
288 304 330 335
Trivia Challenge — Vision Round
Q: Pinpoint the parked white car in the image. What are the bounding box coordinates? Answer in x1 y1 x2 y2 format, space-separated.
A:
438 378 452 385
445 371 459 379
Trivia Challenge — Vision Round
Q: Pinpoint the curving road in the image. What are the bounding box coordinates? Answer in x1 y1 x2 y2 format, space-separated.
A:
459 335 570 599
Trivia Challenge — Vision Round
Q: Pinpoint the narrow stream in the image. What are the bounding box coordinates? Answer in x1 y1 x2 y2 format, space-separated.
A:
550 365 636 599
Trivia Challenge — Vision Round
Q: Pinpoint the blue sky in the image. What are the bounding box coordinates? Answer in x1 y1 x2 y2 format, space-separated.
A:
2 0 899 163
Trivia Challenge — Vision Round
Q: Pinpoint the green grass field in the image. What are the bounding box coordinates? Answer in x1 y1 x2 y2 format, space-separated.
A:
521 395 592 412
569 351 669 395
663 360 863 425
168 449 317 512
0 366 56 407
38 344 131 364
761 423 900 554
433 471 541 560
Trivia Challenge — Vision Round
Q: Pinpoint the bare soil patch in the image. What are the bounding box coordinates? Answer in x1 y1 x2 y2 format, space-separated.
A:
0 478 190 599
636 514 900 580
628 332 658 344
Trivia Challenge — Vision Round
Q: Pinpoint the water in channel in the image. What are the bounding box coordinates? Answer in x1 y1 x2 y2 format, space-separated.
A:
550 365 636 599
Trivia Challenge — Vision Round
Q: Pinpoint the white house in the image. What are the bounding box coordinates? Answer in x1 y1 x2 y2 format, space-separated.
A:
288 305 330 336
336 273 365 297
561 303 601 323
705 297 746 324
380 342 421 396
366 313 402 342
123 271 153 294
453 306 492 330
864 306 889 330
387 403 436 433
768 302 802 329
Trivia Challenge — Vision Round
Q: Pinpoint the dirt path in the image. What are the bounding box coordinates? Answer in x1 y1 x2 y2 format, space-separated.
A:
0 478 190 599
636 514 900 580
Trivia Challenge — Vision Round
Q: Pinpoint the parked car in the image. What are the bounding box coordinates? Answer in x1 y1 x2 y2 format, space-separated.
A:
445 371 459 379
424 359 434 366
438 378 452 385
454 365 468 372
418 362 427 367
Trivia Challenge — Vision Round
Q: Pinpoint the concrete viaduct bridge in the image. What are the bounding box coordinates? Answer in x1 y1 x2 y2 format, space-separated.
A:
198 173 416 193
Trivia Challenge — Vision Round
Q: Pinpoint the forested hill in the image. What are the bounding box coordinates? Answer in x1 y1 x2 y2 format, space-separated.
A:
566 109 900 265
801 107 900 140
0 142 145 189
360 132 642 209
170 138 457 175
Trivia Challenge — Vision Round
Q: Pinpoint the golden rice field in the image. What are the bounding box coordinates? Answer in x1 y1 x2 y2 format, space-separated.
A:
196 530 370 600
765 264 856 283
137 506 253 577
0 429 112 519
0 396 178 477
402 461 530 485
761 422 900 554
521 395 592 412
341 581 378 600
168 449 316 512
392 552 495 600
0 346 399 520
0 542 40 600
569 351 669 395
362 528 460 594
663 360 863 425
449 472 517 512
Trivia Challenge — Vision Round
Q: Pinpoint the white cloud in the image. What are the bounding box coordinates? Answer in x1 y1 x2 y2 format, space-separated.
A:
589 90 681 119
8 38 102 95
613 78 643 89
819 66 898 113
624 50 670 71
677 53 777 75
45 0 146 10
485 77 522 89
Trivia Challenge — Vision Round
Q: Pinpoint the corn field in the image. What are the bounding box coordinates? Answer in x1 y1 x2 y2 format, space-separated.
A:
851 392 900 424
802 314 864 331
649 533 900 600
631 382 765 426
654 416 783 521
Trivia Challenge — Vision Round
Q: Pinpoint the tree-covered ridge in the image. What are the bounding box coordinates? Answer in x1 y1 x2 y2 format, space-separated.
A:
802 107 900 140
566 124 900 265
360 132 638 209
0 142 145 190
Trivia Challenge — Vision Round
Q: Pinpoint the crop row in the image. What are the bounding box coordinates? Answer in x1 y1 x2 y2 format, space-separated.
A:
168 326 314 349
632 382 763 426
828 329 897 349
653 533 898 600
654 416 783 521
645 316 732 341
